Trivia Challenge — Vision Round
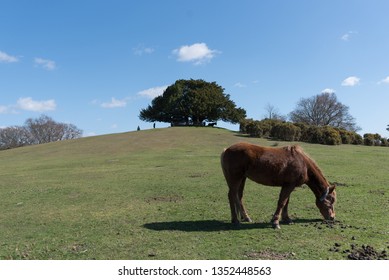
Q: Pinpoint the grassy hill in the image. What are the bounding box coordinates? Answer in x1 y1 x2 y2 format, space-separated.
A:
0 127 388 259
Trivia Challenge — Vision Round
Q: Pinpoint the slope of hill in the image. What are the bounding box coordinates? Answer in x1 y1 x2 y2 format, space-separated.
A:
0 127 388 259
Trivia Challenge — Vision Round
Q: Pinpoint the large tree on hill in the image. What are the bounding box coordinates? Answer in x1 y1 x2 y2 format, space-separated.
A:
289 92 359 132
139 79 246 126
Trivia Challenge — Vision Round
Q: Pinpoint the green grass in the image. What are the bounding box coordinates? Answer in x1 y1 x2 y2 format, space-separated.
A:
0 127 388 259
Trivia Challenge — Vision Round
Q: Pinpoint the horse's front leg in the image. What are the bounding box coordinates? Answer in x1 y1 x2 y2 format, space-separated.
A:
271 186 294 229
281 197 294 225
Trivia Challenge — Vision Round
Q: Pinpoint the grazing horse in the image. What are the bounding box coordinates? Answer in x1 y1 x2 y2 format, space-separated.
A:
220 142 336 229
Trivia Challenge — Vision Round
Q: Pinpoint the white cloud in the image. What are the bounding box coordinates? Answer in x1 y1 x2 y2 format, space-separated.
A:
17 97 56 112
341 34 351 41
0 50 19 63
341 31 358 41
34 57 56 70
101 97 127 108
234 82 247 88
379 76 389 84
133 45 155 56
341 76 360 86
321 88 336 94
137 85 168 99
172 43 219 65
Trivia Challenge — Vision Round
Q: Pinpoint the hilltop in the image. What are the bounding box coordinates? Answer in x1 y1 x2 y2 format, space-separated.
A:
0 127 388 259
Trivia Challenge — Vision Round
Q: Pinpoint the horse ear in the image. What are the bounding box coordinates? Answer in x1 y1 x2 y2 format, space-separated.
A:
329 184 336 193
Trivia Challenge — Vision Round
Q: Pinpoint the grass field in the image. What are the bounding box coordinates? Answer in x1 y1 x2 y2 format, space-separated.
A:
0 127 388 259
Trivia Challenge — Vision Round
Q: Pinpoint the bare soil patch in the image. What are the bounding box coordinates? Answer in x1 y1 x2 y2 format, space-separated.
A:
245 250 295 260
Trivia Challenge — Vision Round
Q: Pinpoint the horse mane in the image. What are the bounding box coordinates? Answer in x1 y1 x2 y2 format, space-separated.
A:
288 145 329 193
282 145 303 155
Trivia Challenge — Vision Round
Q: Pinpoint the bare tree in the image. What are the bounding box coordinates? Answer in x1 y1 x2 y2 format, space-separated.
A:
0 115 82 150
25 115 82 144
264 103 286 121
0 126 33 150
289 92 359 131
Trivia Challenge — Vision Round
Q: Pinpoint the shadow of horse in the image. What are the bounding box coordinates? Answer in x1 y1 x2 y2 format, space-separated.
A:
143 218 322 232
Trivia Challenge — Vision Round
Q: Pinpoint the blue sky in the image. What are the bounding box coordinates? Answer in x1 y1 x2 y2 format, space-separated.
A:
1 0 389 137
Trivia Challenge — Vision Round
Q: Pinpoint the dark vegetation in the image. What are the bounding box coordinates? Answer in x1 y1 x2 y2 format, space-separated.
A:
240 118 388 147
139 79 246 126
139 80 387 146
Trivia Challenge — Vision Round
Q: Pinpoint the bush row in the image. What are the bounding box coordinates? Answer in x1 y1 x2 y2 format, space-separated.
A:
239 119 388 146
362 133 389 146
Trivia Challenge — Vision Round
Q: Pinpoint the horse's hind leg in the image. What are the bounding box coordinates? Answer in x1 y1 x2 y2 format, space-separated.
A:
228 184 240 224
227 176 246 224
238 177 252 222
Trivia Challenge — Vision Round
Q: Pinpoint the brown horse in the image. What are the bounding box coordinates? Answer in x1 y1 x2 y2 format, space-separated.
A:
220 142 336 229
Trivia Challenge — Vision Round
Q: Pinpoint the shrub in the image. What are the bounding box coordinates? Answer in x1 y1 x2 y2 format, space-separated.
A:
298 125 341 145
337 129 352 144
352 133 363 145
246 121 263 137
336 129 363 145
301 126 323 144
240 119 263 137
271 122 301 141
239 118 251 134
240 118 284 138
380 138 389 147
240 118 379 147
363 134 375 146
320 126 342 145
257 119 283 137
363 133 382 146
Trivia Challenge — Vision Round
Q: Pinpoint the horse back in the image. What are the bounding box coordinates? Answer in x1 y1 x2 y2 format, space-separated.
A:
221 142 308 187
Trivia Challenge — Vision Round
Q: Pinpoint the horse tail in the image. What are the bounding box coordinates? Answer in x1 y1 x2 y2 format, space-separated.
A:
221 148 242 223
220 148 236 184
220 148 228 179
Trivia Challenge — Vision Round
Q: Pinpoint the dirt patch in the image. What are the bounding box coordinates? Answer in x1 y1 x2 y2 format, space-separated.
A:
188 172 208 178
308 220 368 231
368 189 386 196
70 243 88 254
330 181 349 187
145 195 184 203
245 250 295 260
329 242 388 260
347 245 388 260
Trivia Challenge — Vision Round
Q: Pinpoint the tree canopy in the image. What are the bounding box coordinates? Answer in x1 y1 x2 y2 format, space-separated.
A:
139 79 246 126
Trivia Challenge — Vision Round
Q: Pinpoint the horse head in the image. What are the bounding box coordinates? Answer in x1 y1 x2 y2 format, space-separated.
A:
316 185 336 220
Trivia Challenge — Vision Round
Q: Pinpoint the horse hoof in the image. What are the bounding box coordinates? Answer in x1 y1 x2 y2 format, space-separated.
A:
242 217 253 223
282 219 294 225
272 223 281 229
231 221 241 227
